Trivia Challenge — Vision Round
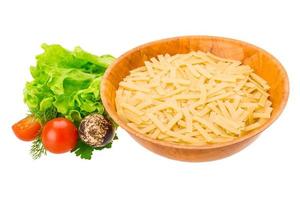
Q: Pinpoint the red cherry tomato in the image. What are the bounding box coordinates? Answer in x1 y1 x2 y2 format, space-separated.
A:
12 116 41 141
42 118 78 154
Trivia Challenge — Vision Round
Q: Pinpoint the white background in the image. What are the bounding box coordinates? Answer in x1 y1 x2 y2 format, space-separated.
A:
0 0 299 199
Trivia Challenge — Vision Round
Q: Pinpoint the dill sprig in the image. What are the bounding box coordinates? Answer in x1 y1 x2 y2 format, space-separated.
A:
30 136 47 160
29 106 57 159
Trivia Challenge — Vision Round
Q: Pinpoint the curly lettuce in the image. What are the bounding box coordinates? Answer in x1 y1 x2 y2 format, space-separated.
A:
24 44 115 125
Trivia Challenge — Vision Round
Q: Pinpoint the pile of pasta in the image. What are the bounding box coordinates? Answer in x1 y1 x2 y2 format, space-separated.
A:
115 51 272 145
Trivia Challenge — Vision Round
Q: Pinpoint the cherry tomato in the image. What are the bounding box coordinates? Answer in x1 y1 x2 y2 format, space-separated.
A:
42 118 78 154
12 116 41 141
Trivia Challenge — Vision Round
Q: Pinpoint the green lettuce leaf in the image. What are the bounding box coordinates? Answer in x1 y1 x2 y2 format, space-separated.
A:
24 44 115 125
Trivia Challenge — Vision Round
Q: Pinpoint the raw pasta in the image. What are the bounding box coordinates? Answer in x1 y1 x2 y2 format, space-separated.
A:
115 51 272 145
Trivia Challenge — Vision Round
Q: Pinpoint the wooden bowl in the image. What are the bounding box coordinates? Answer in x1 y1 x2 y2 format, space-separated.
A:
101 36 289 162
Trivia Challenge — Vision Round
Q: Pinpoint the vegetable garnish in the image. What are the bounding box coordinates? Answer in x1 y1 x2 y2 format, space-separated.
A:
13 44 117 159
42 118 78 154
24 44 115 124
30 136 47 160
12 116 41 141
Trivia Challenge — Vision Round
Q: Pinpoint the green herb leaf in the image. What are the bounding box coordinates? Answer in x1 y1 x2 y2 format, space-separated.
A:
71 139 113 160
71 140 94 160
30 136 47 160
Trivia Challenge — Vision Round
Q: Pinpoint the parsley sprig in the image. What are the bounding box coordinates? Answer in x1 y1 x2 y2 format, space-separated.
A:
71 139 114 160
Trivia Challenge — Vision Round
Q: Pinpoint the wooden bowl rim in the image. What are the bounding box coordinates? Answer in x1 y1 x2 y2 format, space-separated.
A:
101 35 289 150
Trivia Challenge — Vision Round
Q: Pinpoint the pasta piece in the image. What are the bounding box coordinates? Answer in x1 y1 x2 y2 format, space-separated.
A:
145 61 155 77
193 123 213 142
212 114 241 135
244 122 261 131
207 52 241 64
136 99 153 110
194 65 213 78
191 106 211 117
150 129 160 139
193 116 224 136
147 113 167 132
217 100 231 119
119 81 150 93
213 74 236 82
250 73 270 90
224 101 236 118
206 92 234 103
187 64 201 78
121 102 143 115
166 112 183 130
182 108 193 132
123 109 143 125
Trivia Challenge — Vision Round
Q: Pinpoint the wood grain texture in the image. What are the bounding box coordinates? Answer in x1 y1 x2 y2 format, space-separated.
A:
101 36 289 162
